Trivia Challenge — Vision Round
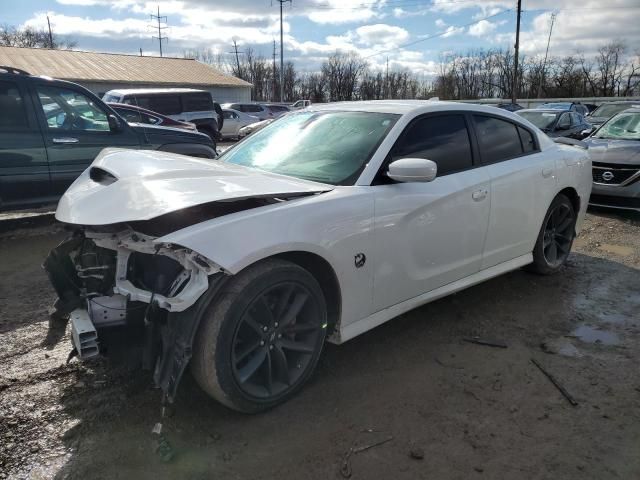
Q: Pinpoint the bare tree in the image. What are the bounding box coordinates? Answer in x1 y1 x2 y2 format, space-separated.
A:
322 52 367 101
0 24 76 49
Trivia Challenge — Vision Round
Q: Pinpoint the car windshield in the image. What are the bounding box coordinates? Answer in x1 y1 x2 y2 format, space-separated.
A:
591 103 639 118
219 110 399 185
517 111 558 130
593 112 640 140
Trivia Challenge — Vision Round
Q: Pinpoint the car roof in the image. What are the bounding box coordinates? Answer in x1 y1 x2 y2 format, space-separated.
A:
105 88 206 95
620 107 640 113
601 101 640 105
307 100 529 116
518 109 562 114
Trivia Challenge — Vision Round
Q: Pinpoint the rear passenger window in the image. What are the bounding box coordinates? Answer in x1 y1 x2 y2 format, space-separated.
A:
393 114 473 176
182 92 212 112
517 126 535 153
473 115 523 163
0 81 28 129
149 95 181 115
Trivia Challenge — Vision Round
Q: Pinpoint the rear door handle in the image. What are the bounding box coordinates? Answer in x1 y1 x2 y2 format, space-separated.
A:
472 189 488 201
53 137 79 144
542 168 553 178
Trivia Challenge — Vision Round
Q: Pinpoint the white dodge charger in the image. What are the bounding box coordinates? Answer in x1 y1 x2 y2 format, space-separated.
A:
46 101 592 413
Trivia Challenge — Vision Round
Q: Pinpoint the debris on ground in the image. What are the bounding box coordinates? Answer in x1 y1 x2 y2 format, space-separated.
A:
463 337 508 348
340 436 394 478
530 358 579 407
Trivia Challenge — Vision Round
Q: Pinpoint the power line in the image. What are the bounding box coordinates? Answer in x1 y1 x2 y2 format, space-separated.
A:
363 8 512 59
150 5 168 57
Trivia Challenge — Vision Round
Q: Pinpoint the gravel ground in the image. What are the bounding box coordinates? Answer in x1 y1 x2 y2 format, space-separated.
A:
0 209 639 480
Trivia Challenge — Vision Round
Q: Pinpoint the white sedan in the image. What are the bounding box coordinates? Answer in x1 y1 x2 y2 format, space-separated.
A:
220 108 259 139
46 101 591 413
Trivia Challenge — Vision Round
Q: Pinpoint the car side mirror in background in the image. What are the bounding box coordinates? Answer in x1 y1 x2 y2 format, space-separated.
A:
108 114 122 132
387 158 438 183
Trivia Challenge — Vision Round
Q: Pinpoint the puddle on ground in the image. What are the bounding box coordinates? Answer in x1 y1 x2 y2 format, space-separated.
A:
571 325 620 346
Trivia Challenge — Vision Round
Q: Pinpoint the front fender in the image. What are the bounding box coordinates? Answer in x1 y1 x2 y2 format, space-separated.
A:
157 187 375 328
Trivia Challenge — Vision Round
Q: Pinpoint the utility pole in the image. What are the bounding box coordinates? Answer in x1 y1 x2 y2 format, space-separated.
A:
46 16 53 48
537 12 556 98
385 57 389 99
229 40 244 78
272 40 277 101
275 0 292 102
511 0 522 104
150 5 168 57
139 48 143 56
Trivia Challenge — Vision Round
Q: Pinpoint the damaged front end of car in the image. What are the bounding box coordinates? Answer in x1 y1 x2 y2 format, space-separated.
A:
44 227 225 402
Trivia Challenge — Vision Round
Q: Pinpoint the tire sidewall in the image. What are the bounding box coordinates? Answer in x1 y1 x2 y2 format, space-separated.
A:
531 194 576 274
196 261 327 413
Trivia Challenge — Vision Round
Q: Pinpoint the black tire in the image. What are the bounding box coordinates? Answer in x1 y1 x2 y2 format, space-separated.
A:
191 259 327 413
527 194 576 275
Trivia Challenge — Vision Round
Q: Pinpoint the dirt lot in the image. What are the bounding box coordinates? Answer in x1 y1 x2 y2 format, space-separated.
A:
1 209 639 480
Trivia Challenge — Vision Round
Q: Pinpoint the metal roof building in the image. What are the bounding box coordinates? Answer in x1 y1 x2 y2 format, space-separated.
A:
0 46 252 103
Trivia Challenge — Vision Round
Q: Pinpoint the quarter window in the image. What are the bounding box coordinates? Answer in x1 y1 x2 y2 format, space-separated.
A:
473 115 523 163
393 114 473 176
0 81 28 129
518 126 536 153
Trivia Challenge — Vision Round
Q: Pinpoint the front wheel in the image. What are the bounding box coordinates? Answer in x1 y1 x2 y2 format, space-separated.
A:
191 259 327 413
527 194 576 275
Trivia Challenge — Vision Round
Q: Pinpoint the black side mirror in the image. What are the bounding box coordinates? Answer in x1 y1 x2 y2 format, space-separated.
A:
108 114 122 132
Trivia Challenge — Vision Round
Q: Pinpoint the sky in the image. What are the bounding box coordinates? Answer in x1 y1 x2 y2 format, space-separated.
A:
5 0 640 76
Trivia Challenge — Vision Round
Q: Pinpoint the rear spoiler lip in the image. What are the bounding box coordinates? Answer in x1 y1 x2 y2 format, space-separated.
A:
554 137 588 149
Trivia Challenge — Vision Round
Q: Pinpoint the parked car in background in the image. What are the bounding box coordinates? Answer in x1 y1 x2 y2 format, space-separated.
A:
586 101 640 128
238 118 274 137
103 88 223 143
0 66 216 210
536 102 589 116
290 99 311 109
517 109 592 139
585 108 640 212
261 103 291 118
108 102 197 131
222 102 273 121
46 101 591 413
584 103 598 114
489 103 523 112
220 108 259 139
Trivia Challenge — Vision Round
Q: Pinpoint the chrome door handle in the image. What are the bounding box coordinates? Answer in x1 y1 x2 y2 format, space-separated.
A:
472 189 488 201
542 168 553 178
53 137 79 144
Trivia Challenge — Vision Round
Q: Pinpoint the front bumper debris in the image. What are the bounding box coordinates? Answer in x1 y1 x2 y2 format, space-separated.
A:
44 227 226 402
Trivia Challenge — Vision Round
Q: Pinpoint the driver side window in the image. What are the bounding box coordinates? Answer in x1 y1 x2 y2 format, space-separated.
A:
392 114 473 176
36 85 110 132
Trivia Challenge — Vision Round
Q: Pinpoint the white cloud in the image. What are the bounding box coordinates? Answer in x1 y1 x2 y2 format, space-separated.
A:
435 19 446 28
355 24 409 48
468 20 498 37
306 0 384 25
442 25 464 38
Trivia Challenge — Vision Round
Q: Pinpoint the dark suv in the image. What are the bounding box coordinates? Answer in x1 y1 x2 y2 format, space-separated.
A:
0 67 216 210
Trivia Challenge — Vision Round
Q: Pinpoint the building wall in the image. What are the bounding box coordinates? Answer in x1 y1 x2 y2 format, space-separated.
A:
76 81 251 103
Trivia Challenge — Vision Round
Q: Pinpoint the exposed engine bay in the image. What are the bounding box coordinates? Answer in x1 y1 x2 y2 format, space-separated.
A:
44 227 224 402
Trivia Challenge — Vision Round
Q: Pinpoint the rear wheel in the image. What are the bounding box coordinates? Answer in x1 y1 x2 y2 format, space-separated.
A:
191 259 327 413
528 194 576 275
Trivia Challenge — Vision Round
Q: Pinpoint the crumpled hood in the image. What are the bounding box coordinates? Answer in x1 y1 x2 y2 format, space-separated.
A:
585 138 640 166
56 148 332 225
